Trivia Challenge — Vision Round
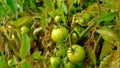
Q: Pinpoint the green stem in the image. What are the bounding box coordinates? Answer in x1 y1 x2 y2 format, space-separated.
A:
94 35 101 52
76 17 97 43
96 0 101 16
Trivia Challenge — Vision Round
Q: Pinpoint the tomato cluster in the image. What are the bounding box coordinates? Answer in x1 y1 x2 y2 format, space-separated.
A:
50 15 87 68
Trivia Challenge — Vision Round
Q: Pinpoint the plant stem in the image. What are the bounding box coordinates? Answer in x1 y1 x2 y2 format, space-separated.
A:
94 35 101 52
76 17 97 43
96 0 101 16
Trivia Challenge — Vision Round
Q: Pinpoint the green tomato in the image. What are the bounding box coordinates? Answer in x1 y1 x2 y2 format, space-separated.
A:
50 56 62 68
51 27 68 43
64 62 77 68
67 45 86 63
55 45 67 58
55 16 61 23
71 32 78 41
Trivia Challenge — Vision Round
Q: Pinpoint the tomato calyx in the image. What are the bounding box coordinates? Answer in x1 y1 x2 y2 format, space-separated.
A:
68 46 78 55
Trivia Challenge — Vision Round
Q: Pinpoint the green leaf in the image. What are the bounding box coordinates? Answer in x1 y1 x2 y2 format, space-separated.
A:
31 51 41 60
7 0 18 14
96 27 117 43
99 53 113 68
0 53 8 68
85 45 96 65
38 7 45 12
31 51 45 60
0 2 5 19
62 14 67 25
61 2 67 14
96 12 117 22
43 0 52 8
100 41 113 60
14 17 28 27
20 61 32 68
19 34 30 59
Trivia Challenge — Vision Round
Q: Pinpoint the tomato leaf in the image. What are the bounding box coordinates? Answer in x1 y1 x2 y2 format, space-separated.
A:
43 0 52 9
31 51 45 60
96 12 117 22
20 61 32 68
19 33 30 59
85 45 96 65
0 2 6 19
99 52 113 68
100 41 113 60
0 53 8 68
61 2 67 14
96 27 117 43
7 0 18 14
14 17 28 27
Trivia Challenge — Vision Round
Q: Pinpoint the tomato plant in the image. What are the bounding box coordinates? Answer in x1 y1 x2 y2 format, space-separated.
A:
67 45 86 63
0 0 119 68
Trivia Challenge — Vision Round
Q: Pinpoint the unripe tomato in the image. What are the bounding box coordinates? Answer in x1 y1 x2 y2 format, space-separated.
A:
64 62 77 68
71 32 78 41
67 45 86 63
55 16 61 23
50 56 62 68
51 27 68 43
55 44 67 58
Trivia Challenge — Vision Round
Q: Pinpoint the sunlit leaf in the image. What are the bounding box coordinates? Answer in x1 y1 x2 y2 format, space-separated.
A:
99 53 112 68
61 2 67 14
100 41 113 60
96 27 117 43
19 33 30 59
14 17 28 27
